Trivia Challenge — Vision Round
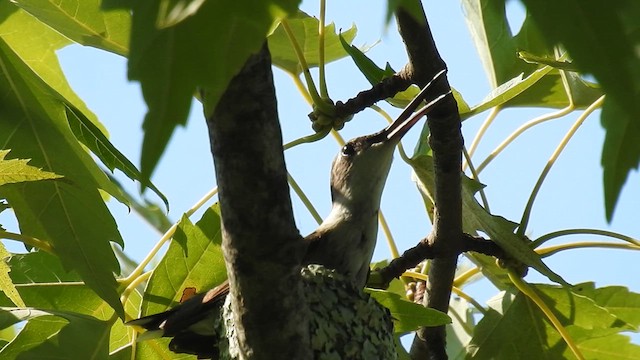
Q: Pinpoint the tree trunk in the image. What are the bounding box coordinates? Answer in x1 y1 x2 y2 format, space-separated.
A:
204 42 311 360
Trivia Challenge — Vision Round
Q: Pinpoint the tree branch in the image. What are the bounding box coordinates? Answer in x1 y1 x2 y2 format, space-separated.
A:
374 234 506 288
333 72 413 118
395 3 463 359
205 42 311 360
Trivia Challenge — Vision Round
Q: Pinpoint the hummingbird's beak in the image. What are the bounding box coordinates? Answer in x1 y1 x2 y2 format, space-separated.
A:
380 69 450 143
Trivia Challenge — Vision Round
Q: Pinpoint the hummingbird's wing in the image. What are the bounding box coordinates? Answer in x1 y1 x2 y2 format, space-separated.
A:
127 280 230 358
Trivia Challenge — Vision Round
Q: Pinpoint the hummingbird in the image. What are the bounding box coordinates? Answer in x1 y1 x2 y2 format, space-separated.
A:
128 70 449 358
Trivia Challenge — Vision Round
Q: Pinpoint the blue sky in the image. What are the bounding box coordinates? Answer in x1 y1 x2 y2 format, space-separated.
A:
4 0 639 332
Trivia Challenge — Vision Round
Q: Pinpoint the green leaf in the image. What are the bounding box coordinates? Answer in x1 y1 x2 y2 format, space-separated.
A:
141 204 226 316
0 308 111 359
338 34 394 84
156 0 206 28
462 0 522 87
0 284 141 353
461 0 603 113
135 338 191 359
367 289 451 333
127 0 300 180
10 0 130 56
339 36 419 108
385 0 426 26
0 150 62 186
2 4 162 205
519 0 640 220
447 297 475 360
0 3 105 132
64 104 169 210
339 36 471 112
572 282 640 329
0 244 23 307
464 68 552 118
575 334 640 360
601 97 640 221
0 3 133 207
410 153 566 285
468 285 636 359
518 51 579 71
0 37 124 316
268 11 357 74
7 251 81 283
0 282 141 352
520 0 640 114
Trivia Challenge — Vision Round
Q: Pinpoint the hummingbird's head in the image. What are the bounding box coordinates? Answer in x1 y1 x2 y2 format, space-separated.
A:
329 133 398 216
328 71 450 217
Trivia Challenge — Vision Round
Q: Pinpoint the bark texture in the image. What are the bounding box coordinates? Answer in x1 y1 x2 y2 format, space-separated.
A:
395 3 463 359
205 42 311 360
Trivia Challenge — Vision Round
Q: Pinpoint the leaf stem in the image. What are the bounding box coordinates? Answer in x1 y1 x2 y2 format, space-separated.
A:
287 172 322 225
508 271 584 360
281 19 331 114
538 241 640 257
0 231 54 254
518 96 604 236
453 266 481 287
533 228 640 248
121 270 152 320
283 128 331 149
378 211 399 258
465 106 500 166
318 0 329 99
290 73 314 104
476 105 574 174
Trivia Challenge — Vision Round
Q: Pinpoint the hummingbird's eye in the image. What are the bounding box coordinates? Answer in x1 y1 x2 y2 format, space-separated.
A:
341 143 356 157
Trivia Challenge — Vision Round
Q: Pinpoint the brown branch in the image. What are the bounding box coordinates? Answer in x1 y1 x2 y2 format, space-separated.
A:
204 42 311 360
333 71 413 118
308 71 413 127
373 234 507 288
394 2 463 359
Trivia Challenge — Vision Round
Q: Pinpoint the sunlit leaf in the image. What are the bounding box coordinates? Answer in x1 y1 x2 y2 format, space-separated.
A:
268 11 357 74
0 244 23 308
462 0 521 87
518 51 579 71
0 3 134 206
6 251 81 283
157 0 206 28
0 308 110 359
0 35 124 317
0 282 141 353
572 282 640 329
368 289 451 333
461 0 603 113
468 285 639 359
0 150 62 186
10 0 130 56
339 37 469 110
141 204 226 316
